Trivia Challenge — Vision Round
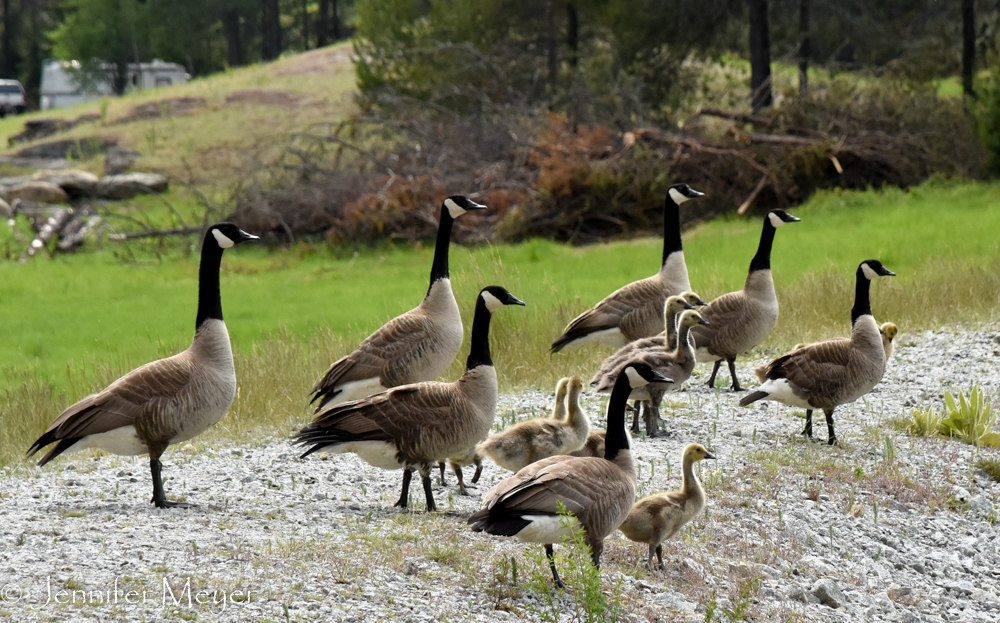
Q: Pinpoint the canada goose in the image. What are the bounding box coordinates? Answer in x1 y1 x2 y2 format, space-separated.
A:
468 361 670 588
295 286 525 511
881 322 897 360
442 378 571 486
550 184 704 352
568 430 606 458
739 260 896 445
619 443 715 570
597 295 696 374
309 196 487 412
27 223 259 508
477 376 590 472
593 311 707 437
690 209 801 391
752 321 898 384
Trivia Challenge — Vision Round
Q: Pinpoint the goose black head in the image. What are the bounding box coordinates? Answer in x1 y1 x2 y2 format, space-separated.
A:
444 195 488 219
859 259 896 280
480 285 526 313
622 361 672 388
766 209 801 228
667 183 705 206
207 223 259 249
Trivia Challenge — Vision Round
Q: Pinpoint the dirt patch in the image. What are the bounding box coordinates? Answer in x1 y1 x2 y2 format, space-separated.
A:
8 113 101 147
224 89 304 107
15 136 117 160
272 47 351 77
112 97 206 125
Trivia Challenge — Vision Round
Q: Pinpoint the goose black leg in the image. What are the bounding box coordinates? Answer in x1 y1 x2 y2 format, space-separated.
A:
801 410 813 439
727 358 742 391
655 544 665 571
394 469 412 508
453 464 470 496
545 544 565 588
150 458 191 509
438 461 447 486
645 544 656 570
471 459 483 484
645 402 663 438
825 409 837 446
630 400 642 433
707 361 722 388
421 470 437 512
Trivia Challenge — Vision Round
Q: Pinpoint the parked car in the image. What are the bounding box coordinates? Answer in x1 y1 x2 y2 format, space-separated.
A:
0 79 26 116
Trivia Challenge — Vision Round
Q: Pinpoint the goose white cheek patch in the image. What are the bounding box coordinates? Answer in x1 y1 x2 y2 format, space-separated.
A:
861 263 879 280
481 291 504 312
444 198 466 218
768 212 785 228
624 367 648 387
212 229 235 248
668 188 689 205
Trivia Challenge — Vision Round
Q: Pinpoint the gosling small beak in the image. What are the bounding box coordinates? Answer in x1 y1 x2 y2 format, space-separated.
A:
684 302 696 310
695 298 708 306
879 328 886 335
705 451 717 460
698 318 711 326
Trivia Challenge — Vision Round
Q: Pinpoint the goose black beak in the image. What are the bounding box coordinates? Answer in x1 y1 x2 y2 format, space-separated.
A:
881 268 896 277
686 188 705 199
506 294 526 306
467 200 488 211
648 371 673 384
704 451 717 460
237 230 260 243
785 215 801 222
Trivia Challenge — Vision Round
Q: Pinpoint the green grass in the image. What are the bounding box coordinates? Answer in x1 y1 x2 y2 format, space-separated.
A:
2 178 999 466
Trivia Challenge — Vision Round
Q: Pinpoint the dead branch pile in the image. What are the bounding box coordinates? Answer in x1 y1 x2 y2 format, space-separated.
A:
230 81 985 245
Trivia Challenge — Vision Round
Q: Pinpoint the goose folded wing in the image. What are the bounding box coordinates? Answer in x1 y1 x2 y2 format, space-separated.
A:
561 277 663 336
690 292 746 347
778 339 851 397
311 312 433 397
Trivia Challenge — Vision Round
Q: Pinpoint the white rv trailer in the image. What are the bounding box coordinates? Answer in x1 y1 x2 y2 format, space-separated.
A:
39 59 189 110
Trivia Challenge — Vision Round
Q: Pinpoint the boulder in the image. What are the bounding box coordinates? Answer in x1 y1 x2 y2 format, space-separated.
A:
16 136 111 160
104 146 141 175
3 181 69 204
31 169 99 197
811 579 847 608
97 173 169 200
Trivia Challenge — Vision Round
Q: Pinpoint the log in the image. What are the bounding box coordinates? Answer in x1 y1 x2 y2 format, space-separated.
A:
58 215 103 251
19 208 72 263
108 226 203 241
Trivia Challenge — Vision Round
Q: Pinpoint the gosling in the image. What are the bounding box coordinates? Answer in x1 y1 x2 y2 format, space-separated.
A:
477 376 589 472
619 443 715 570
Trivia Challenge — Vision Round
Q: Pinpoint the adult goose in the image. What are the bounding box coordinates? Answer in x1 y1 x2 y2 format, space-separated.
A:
295 286 525 511
550 184 704 352
593 310 708 437
309 196 486 412
690 209 800 391
27 223 259 508
476 376 590 472
468 361 670 588
619 443 715 570
739 260 896 445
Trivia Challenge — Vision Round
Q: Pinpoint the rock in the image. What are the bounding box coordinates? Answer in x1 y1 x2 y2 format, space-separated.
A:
951 486 971 502
3 181 68 204
888 586 912 601
680 557 706 577
969 495 994 513
800 554 835 574
97 173 169 199
727 561 757 579
655 589 697 612
812 579 847 608
104 146 141 175
787 586 820 604
16 136 111 160
31 169 99 197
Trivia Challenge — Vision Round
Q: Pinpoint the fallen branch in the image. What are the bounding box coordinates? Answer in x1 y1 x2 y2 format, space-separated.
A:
737 174 769 215
109 226 203 241
19 208 72 264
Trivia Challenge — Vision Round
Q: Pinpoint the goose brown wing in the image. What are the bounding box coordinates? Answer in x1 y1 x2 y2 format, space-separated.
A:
29 356 195 461
298 382 456 459
553 276 664 349
311 310 433 398
689 291 747 349
770 339 851 398
485 457 635 535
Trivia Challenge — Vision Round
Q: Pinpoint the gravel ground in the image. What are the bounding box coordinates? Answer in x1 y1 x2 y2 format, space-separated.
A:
2 324 1000 622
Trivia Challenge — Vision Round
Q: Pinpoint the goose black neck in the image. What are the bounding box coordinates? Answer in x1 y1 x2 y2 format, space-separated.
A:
195 239 225 328
465 297 494 370
852 268 873 325
428 206 455 296
748 218 776 273
662 195 683 267
604 373 633 461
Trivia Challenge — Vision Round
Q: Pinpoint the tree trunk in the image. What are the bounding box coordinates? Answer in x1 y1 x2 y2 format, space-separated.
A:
566 2 578 70
748 0 773 111
261 0 282 61
223 9 243 67
962 0 976 99
317 0 329 46
798 0 809 94
546 0 557 87
332 0 340 40
2 0 17 79
300 0 310 50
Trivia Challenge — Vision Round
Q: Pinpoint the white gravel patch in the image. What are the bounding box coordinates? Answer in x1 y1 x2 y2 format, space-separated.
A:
2 324 1000 622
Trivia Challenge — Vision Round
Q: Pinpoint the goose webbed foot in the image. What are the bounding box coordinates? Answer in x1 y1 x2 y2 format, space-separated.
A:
827 436 838 446
438 461 447 486
153 499 194 509
453 468 472 496
394 469 413 509
644 403 662 438
421 472 437 512
656 544 665 571
825 410 837 447
800 410 813 439
706 361 722 388
727 359 742 391
149 458 191 509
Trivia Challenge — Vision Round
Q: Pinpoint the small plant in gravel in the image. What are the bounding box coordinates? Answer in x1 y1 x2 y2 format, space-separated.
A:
486 555 523 613
976 458 1000 483
723 575 762 621
906 406 942 437
937 386 999 447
